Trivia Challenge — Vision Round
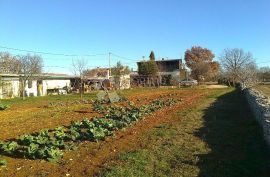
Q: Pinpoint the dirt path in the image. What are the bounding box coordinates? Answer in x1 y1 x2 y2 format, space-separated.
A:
0 90 205 177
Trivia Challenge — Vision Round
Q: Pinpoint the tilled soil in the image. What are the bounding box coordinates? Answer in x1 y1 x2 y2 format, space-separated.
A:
0 89 206 177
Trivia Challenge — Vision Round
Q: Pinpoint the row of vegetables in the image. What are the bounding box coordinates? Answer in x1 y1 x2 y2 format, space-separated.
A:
0 98 180 164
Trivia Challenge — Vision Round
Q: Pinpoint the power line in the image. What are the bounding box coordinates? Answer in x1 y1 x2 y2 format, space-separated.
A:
0 45 107 57
43 66 67 68
110 53 138 62
44 64 111 68
0 45 139 63
0 45 139 70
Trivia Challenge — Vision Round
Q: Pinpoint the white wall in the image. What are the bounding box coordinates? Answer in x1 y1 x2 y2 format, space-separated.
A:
0 77 72 99
0 79 20 99
25 80 38 97
42 79 71 95
119 75 131 90
11 80 20 97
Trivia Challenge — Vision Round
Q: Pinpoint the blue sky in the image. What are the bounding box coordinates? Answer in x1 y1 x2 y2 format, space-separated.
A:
0 0 269 73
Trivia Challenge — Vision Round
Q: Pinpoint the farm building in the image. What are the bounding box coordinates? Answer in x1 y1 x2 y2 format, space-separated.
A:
132 59 187 86
0 73 72 99
82 67 131 91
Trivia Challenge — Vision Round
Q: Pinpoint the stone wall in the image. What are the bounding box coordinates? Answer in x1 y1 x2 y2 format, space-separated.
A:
245 88 270 145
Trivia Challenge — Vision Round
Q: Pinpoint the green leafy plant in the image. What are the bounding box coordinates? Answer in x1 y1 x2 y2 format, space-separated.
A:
71 120 82 128
0 158 7 166
36 147 47 159
34 135 50 145
38 129 50 138
0 103 9 111
92 103 106 112
87 127 107 141
93 118 118 131
53 127 66 140
0 141 18 155
26 143 39 159
45 147 63 162
50 138 65 149
68 127 82 141
82 118 95 129
19 134 34 146
0 97 179 163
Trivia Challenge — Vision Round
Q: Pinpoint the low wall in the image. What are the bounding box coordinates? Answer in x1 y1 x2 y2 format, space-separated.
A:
245 88 270 145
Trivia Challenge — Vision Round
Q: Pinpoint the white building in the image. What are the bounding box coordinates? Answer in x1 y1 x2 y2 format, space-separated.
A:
0 74 72 99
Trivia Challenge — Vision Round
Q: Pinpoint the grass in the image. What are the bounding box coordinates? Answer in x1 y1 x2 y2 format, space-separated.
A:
0 87 169 106
253 84 270 97
98 88 270 177
0 92 98 106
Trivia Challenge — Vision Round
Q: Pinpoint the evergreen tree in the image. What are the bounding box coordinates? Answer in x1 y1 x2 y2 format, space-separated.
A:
149 51 156 61
138 60 159 76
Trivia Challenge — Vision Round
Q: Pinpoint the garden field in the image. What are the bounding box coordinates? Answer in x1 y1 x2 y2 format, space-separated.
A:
0 87 269 177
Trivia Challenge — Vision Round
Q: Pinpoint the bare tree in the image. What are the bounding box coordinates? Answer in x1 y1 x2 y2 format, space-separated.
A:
72 58 88 99
237 62 258 89
0 52 21 73
220 48 257 88
258 67 270 82
18 54 43 100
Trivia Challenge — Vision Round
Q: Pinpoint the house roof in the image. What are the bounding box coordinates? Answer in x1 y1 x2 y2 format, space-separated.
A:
84 68 109 78
137 59 182 64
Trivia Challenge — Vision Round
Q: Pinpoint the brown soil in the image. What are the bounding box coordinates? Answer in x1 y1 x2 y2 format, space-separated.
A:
0 89 206 177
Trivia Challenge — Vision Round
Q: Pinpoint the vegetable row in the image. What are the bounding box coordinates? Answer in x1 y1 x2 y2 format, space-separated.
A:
0 98 180 163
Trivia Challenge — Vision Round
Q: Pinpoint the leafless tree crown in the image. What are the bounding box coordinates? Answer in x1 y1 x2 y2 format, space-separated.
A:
220 48 257 88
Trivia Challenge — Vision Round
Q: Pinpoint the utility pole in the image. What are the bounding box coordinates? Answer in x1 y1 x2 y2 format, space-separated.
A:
109 52 111 77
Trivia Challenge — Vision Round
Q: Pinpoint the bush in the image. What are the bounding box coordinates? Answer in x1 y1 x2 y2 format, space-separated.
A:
138 60 159 76
0 103 9 110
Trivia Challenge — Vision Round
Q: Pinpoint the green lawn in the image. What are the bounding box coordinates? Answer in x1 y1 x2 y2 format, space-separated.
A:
98 88 270 177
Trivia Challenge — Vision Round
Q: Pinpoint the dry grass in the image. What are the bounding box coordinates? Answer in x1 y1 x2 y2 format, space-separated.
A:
254 84 270 97
98 88 270 177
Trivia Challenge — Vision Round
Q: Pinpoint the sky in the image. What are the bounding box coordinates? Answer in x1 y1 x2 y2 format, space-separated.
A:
0 0 269 74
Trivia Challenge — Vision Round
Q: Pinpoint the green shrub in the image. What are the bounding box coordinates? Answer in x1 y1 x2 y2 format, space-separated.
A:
0 103 9 111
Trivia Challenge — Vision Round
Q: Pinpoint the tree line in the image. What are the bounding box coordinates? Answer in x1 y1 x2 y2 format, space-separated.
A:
1 47 269 93
138 47 268 90
184 46 264 89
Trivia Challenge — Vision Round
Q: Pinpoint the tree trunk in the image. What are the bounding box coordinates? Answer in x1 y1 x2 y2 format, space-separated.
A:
228 80 231 87
80 79 83 100
232 78 236 87
22 80 26 100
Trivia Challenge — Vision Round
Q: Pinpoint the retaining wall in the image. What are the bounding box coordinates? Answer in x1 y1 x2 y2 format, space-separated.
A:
245 88 270 145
